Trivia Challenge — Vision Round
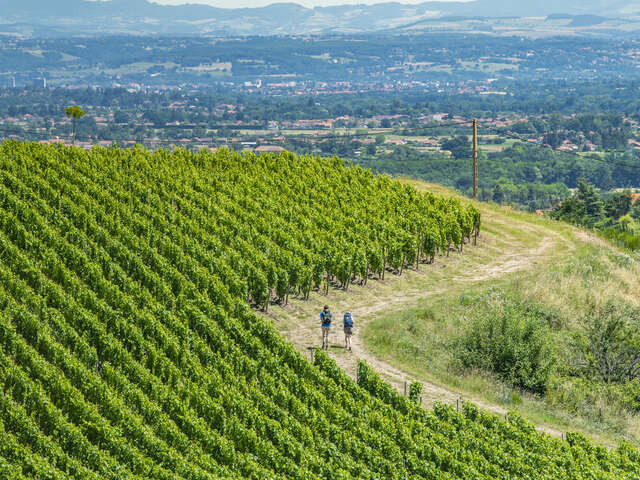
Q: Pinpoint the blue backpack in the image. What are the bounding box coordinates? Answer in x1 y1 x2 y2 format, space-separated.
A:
344 313 353 328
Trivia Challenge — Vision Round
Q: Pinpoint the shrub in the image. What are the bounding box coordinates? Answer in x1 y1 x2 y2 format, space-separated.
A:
456 292 556 394
574 300 640 384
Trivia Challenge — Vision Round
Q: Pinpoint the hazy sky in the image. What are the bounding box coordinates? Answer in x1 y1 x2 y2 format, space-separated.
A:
152 0 462 9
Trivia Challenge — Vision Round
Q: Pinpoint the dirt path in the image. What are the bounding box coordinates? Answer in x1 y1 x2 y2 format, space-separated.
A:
342 234 562 436
266 204 577 438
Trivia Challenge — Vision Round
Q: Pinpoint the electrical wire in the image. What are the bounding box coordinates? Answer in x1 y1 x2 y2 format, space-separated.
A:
487 127 640 172
285 119 473 141
0 119 474 144
4 117 640 174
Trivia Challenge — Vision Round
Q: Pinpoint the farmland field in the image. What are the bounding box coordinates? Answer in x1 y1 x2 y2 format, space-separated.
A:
1 142 639 479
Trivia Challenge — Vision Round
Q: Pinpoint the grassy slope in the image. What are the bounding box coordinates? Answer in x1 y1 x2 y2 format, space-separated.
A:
268 178 640 447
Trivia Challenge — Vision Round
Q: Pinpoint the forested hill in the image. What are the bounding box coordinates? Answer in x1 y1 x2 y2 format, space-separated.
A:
0 142 639 479
0 0 635 36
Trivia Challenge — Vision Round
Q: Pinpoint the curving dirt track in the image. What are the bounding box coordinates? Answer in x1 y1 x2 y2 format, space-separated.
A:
265 188 583 438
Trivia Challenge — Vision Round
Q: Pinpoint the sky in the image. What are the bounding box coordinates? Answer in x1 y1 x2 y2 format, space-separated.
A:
152 0 464 9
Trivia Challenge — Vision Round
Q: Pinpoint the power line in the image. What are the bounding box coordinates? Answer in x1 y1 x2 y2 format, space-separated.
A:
488 127 640 172
6 117 640 175
285 120 473 141
0 119 474 145
0 125 190 145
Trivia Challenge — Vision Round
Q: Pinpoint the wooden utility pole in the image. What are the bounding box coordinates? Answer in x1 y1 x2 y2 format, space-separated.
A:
472 118 478 200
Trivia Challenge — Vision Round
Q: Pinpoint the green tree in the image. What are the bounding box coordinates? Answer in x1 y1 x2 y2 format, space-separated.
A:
605 191 631 219
630 201 640 221
365 143 377 155
65 105 86 145
114 110 130 124
553 179 604 227
441 135 472 160
576 178 605 227
551 196 585 225
492 184 504 204
575 301 640 384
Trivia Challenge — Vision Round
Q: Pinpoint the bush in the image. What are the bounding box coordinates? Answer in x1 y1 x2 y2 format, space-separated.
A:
456 291 556 394
546 377 629 427
574 300 640 384
619 379 640 412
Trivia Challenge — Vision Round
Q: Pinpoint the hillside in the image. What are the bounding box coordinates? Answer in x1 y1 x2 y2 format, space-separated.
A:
1 142 640 479
1 0 639 36
270 179 640 446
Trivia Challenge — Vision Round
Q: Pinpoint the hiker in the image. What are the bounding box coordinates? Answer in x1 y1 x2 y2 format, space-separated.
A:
320 305 333 350
343 311 354 351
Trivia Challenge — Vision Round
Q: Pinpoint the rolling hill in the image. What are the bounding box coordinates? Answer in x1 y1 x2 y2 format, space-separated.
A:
1 0 639 36
270 179 640 446
1 141 640 478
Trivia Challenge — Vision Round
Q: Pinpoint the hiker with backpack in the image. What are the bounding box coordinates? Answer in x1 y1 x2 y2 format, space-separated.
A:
343 311 354 351
320 305 333 350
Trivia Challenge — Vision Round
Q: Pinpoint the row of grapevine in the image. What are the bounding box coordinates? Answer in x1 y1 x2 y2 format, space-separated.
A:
1 141 638 479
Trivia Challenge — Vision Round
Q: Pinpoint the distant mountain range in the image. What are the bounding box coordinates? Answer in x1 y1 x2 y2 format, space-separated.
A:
1 0 640 36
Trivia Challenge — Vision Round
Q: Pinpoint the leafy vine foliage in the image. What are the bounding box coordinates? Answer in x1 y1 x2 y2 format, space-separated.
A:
0 141 637 479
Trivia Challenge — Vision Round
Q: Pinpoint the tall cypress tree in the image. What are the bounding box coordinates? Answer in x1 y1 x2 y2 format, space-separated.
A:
576 178 605 227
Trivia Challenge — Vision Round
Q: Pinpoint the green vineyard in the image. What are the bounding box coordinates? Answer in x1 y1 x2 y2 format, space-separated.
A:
0 141 638 479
